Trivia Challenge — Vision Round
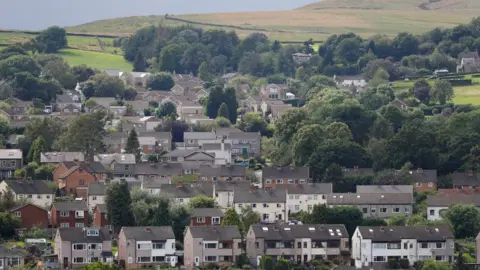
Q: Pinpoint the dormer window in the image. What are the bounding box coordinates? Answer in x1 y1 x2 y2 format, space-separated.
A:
86 228 100 236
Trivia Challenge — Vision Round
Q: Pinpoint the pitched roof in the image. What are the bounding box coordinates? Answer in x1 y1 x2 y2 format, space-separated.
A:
138 132 172 140
426 194 480 207
263 166 309 179
356 185 414 194
191 208 224 218
134 163 183 176
53 201 88 212
58 227 111 243
251 224 348 240
281 183 333 194
94 153 136 165
452 172 480 186
41 152 85 163
9 203 48 213
410 169 437 183
228 132 260 140
326 193 413 205
198 165 245 178
202 143 231 151
2 180 53 195
0 244 22 257
95 204 107 213
138 137 157 146
184 132 216 140
122 226 175 241
59 162 108 178
0 149 22 159
104 69 122 76
160 184 213 198
357 226 454 242
162 149 198 158
188 226 241 241
88 182 106 196
214 127 242 137
233 188 287 203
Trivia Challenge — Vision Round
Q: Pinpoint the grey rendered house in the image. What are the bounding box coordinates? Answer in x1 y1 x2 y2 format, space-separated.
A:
87 182 106 212
0 244 24 269
227 132 261 158
54 227 113 268
184 226 242 269
246 224 350 266
118 226 177 268
327 193 413 218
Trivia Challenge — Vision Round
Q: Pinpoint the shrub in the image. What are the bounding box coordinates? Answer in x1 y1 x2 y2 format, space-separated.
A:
447 79 472 86
399 258 410 269
432 108 440 114
387 258 399 269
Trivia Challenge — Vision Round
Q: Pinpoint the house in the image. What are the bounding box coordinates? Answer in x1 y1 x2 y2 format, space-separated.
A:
352 226 454 268
41 152 85 164
183 114 216 125
159 183 213 205
0 179 54 208
456 52 480 73
227 132 261 158
211 182 250 209
50 201 89 228
334 75 368 88
4 97 33 115
201 143 232 165
284 184 333 213
54 90 82 112
411 169 437 192
124 100 150 116
138 137 160 155
326 193 413 218
448 172 480 193
198 165 246 183
269 104 292 124
138 132 172 152
138 116 162 131
246 224 350 265
426 194 480 221
190 208 225 226
292 53 312 64
104 69 122 77
58 104 82 115
263 166 310 189
135 162 183 185
260 84 288 100
0 149 23 179
356 185 414 194
161 150 215 168
87 182 106 212
388 100 409 111
54 161 108 197
177 99 204 119
184 132 217 148
118 226 177 268
55 227 113 267
260 100 284 117
0 244 24 268
233 186 287 223
120 72 151 88
242 95 262 113
221 72 238 82
184 226 242 268
93 204 111 230
9 203 49 229
94 154 136 168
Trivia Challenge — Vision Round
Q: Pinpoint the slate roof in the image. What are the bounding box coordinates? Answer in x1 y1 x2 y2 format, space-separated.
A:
52 201 88 212
188 226 241 241
138 132 172 140
214 127 242 138
0 244 22 257
160 184 213 198
410 169 437 183
58 227 111 243
426 194 480 207
214 181 251 191
184 132 216 140
452 173 480 186
88 182 106 196
357 226 454 242
96 204 107 213
162 149 198 158
202 143 231 151
198 165 245 178
9 203 48 212
0 149 22 159
228 132 260 140
281 183 333 194
134 163 183 176
356 185 414 194
233 188 287 203
94 154 136 165
122 226 175 241
90 97 117 108
251 224 348 240
104 69 122 77
2 180 53 194
41 152 85 163
263 166 309 179
271 104 292 118
326 193 413 205
191 208 225 218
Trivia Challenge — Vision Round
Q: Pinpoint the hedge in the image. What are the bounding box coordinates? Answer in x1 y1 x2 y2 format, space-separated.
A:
447 79 472 86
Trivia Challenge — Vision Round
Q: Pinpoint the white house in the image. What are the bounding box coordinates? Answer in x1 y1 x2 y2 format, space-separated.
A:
352 226 455 268
87 183 106 212
202 143 231 165
284 183 332 213
233 187 288 223
159 184 213 206
426 194 480 221
0 179 53 208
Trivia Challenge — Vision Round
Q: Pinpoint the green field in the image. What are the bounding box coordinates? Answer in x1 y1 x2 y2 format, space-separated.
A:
57 49 132 70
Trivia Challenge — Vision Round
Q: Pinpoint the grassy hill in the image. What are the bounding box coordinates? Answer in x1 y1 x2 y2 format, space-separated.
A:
301 0 480 10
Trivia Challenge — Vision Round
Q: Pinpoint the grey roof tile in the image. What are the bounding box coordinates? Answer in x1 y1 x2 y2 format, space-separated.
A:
263 166 309 179
122 226 175 241
58 227 111 243
356 185 413 194
41 152 85 163
251 224 349 240
233 187 286 203
53 201 88 212
191 208 224 218
198 165 245 178
327 193 413 205
188 226 241 241
357 226 454 242
2 180 53 195
88 182 106 196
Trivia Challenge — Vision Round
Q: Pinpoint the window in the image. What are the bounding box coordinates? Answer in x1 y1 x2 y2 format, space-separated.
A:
87 257 99 263
178 198 184 203
314 195 318 200
303 242 307 248
212 217 221 224
27 195 32 198
387 243 401 249
137 243 151 250
405 207 410 213
373 256 386 262
204 256 217 262
277 203 281 208
266 179 272 184
429 210 435 216
297 242 301 248
75 223 84 228
46 195 50 199
152 243 164 249
403 243 408 249
289 195 293 200
204 243 217 249
295 195 300 199
37 195 42 199
416 183 422 187
299 179 306 184
197 217 205 223
262 213 269 220
238 204 243 208
428 182 433 187
92 196 97 200
373 243 387 249
420 243 428 249
88 244 102 250
73 244 86 250
308 205 313 211
73 257 85 264
294 205 300 211
263 203 269 208
252 204 257 208
15 211 21 217
60 211 69 217
276 179 283 184
137 257 151 263
435 242 445 249
79 179 85 186
435 256 444 262
86 229 99 236
380 208 387 213
288 179 294 184
393 207 400 213
362 208 368 213
255 242 259 248
60 223 69 228
152 256 165 262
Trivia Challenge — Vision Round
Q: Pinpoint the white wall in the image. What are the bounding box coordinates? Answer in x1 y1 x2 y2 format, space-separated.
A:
287 194 327 213
215 191 234 208
0 182 54 208
234 202 287 222
88 195 105 212
427 206 448 221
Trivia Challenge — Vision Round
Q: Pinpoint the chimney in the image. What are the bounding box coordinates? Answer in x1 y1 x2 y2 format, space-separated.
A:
145 227 151 232
176 182 183 188
468 170 473 177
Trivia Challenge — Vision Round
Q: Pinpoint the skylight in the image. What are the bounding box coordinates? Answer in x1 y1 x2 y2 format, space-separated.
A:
308 227 315 231
369 229 373 232
262 227 268 231
284 228 291 231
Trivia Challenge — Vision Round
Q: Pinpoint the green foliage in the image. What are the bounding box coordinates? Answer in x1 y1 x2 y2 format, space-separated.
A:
217 102 230 119
215 117 231 127
0 212 21 239
445 204 480 238
156 101 177 119
0 55 41 79
260 256 274 270
221 208 244 235
206 86 238 123
133 51 146 72
82 73 126 98
147 72 175 91
125 128 141 160
188 196 216 208
305 204 363 235
34 26 68 53
83 262 118 270
431 79 454 105
27 136 46 163
106 181 135 233
71 64 96 82
421 259 453 270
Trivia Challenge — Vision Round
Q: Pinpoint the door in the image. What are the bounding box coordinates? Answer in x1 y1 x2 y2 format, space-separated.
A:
195 256 199 267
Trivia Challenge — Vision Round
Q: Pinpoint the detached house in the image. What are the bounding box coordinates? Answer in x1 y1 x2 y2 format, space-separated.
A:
263 166 310 189
50 201 89 228
184 226 242 268
118 226 178 268
352 226 454 268
55 227 113 267
9 203 49 229
411 169 437 192
246 224 350 265
260 84 288 100
190 208 224 227
54 162 108 197
0 179 54 208
0 149 23 179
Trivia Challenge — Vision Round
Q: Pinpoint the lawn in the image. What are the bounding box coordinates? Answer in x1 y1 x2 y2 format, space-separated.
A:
57 49 132 70
172 174 199 183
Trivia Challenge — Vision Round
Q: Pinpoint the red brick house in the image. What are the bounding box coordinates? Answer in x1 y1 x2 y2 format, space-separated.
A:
411 169 438 192
438 172 480 195
93 204 111 230
9 203 49 229
190 208 224 226
50 201 89 228
53 162 108 197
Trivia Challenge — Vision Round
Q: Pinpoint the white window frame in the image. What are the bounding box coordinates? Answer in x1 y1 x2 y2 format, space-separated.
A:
212 217 221 224
73 257 85 264
15 211 21 217
60 211 69 217
60 223 69 228
197 217 205 223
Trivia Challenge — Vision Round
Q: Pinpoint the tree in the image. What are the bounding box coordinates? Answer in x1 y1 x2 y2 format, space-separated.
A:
42 59 76 89
158 44 185 72
238 52 264 77
0 55 41 79
106 182 135 233
463 145 480 172
147 72 175 91
133 51 146 72
181 43 211 74
325 122 353 141
224 87 238 124
274 108 308 144
71 65 95 82
151 198 171 226
198 61 213 82
412 79 431 104
206 85 224 119
88 73 126 98
292 124 325 166
27 136 46 163
370 67 390 87
445 204 480 238
260 256 274 270
125 129 141 160
237 112 268 134
0 212 21 239
55 112 107 161
215 117 231 127
217 102 230 119
188 196 216 208
83 262 118 270
431 79 454 105
334 37 362 63
34 26 68 53
24 118 64 151
222 208 244 235
156 102 177 118
239 205 261 235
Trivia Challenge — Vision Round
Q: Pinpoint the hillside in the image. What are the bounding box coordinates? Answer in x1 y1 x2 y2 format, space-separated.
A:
301 0 480 10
